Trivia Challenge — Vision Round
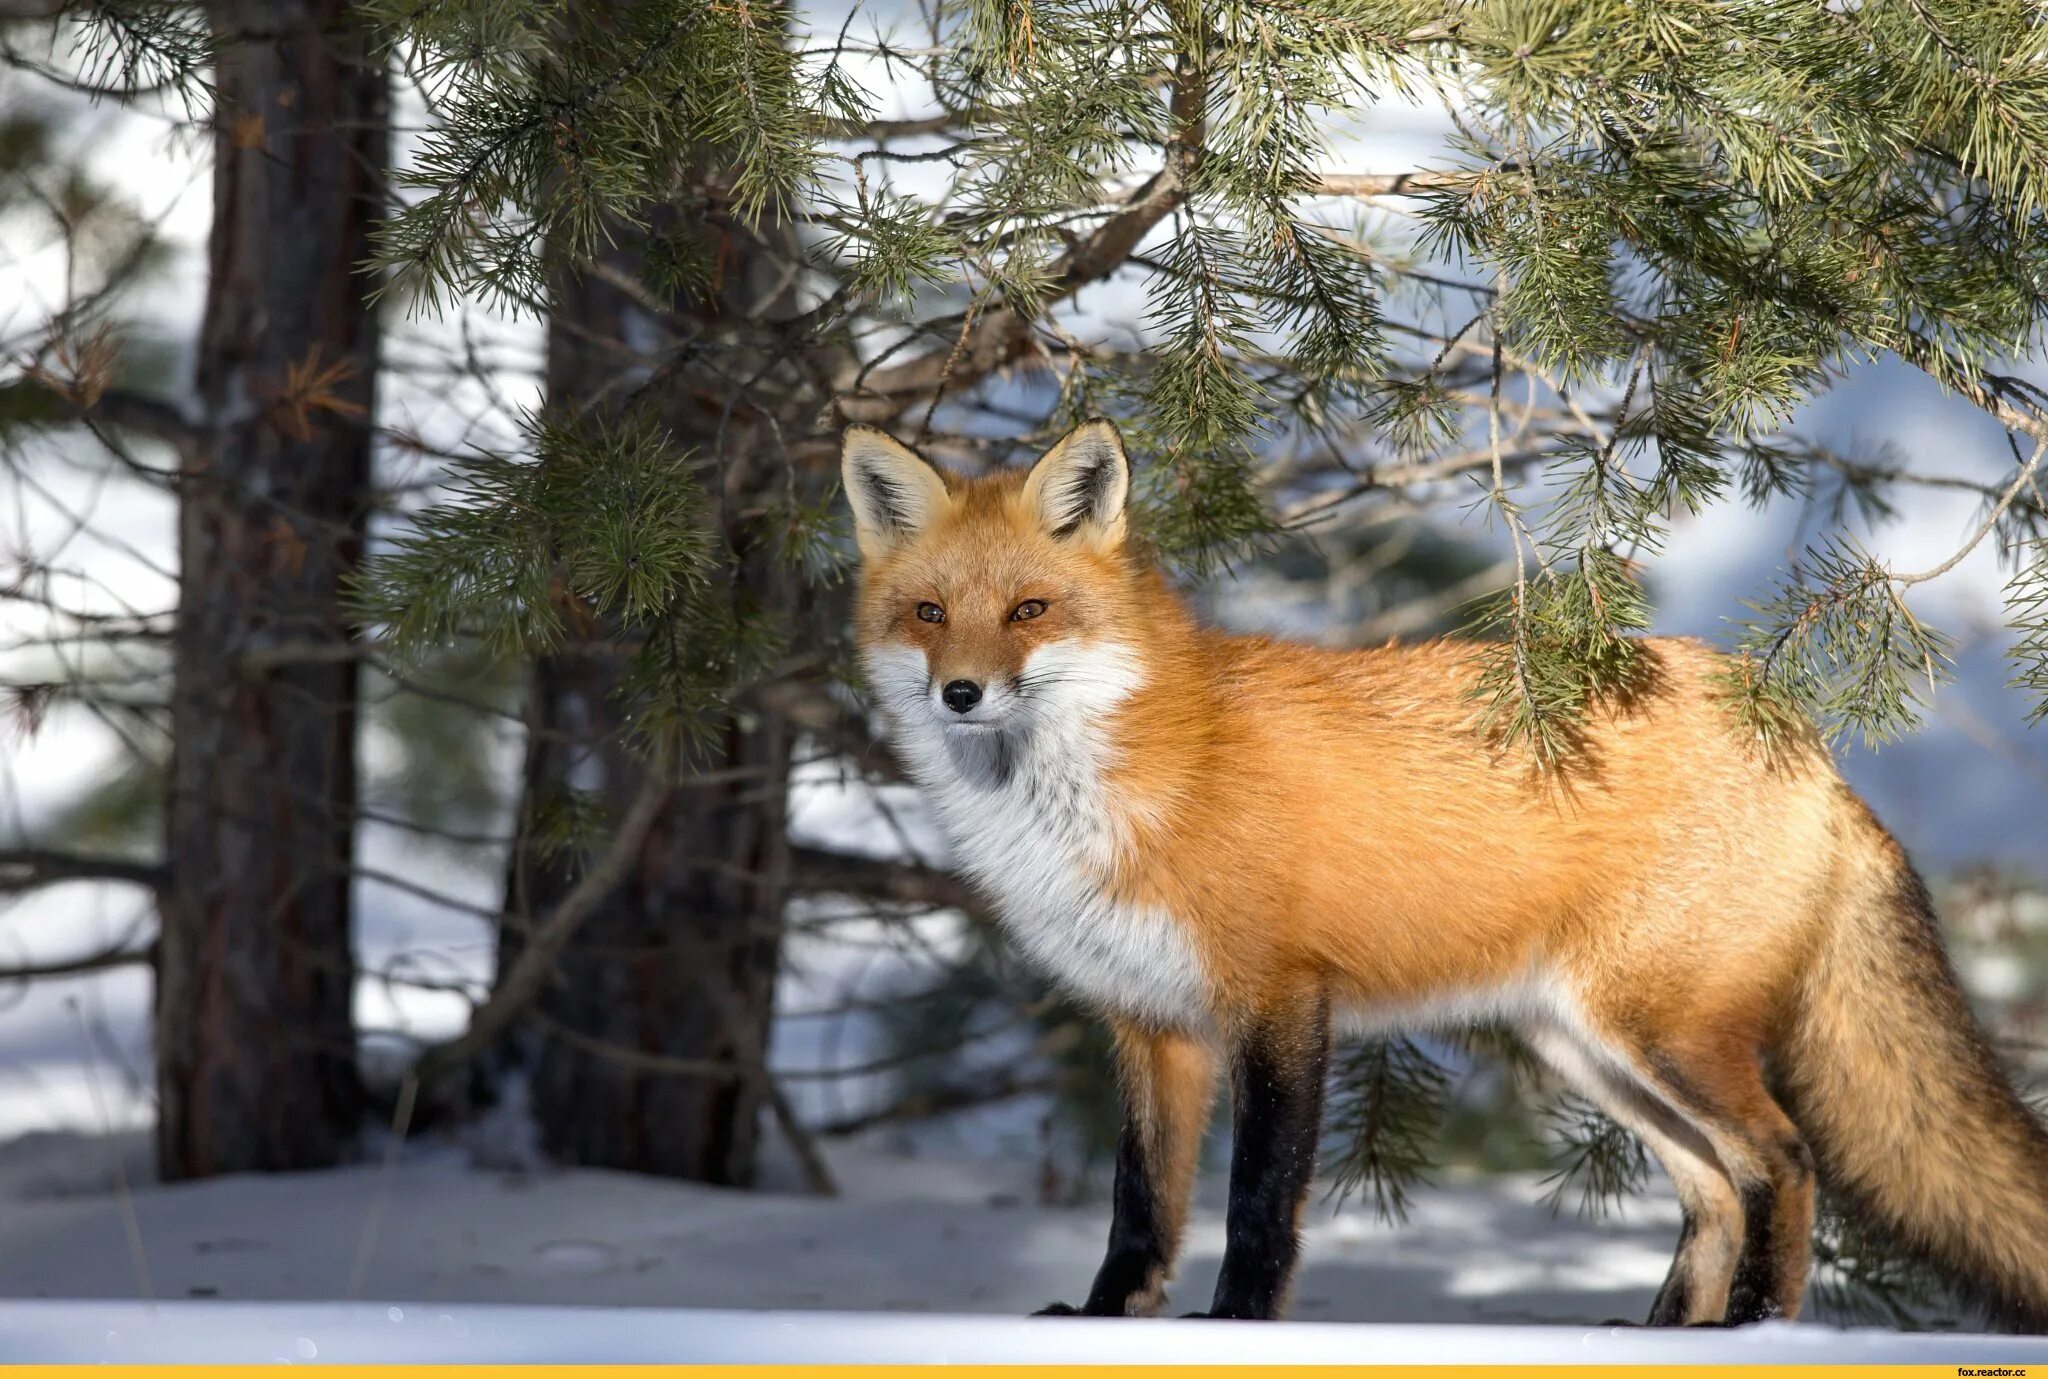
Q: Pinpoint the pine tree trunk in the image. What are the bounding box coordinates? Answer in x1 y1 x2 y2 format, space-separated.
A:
156 0 385 1180
503 231 794 1184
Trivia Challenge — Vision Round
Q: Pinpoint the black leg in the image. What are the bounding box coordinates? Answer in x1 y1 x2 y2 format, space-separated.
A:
1072 1118 1174 1314
1034 1116 1175 1316
1196 996 1331 1321
1722 1180 1782 1325
1646 1209 1699 1326
1035 1023 1216 1318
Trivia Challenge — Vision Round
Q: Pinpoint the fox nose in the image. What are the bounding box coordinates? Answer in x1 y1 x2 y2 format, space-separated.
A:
942 679 983 714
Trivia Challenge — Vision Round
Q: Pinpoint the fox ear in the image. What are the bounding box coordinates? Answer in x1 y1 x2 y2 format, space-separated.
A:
841 426 951 556
1023 418 1128 545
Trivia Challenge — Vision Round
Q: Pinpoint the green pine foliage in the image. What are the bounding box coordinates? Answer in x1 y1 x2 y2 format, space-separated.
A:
367 0 859 313
48 1 209 107
1808 1194 1955 1330
348 0 2048 756
1538 1093 1649 1219
2010 541 2048 723
1323 1034 1452 1225
1727 538 1956 750
1403 0 2048 751
350 409 763 753
267 0 2048 1323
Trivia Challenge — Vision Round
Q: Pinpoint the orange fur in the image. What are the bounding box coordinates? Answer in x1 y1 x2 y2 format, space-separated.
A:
844 420 2048 1328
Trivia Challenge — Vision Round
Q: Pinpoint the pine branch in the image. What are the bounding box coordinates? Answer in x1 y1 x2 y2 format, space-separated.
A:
1539 1094 1649 1219
0 847 164 894
1316 170 1469 198
816 1069 1058 1137
0 942 154 980
2008 540 2048 724
1894 438 2046 587
0 376 199 451
1323 1035 1451 1225
1809 1193 1953 1328
790 844 980 912
837 54 1207 422
1895 333 2048 448
89 388 198 448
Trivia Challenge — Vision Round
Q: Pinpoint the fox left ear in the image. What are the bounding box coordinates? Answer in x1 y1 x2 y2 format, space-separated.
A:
1023 419 1129 545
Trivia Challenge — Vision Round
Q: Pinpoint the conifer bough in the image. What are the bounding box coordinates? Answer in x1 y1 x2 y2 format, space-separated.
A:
48 0 2040 1323
345 0 2048 1322
357 0 2048 753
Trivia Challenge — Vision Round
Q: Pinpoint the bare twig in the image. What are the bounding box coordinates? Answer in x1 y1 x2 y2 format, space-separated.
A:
817 1070 1058 1137
345 1074 419 1300
0 849 164 894
68 998 153 1302
1895 437 2046 587
409 758 674 1086
790 844 978 912
1314 170 1467 198
0 943 153 981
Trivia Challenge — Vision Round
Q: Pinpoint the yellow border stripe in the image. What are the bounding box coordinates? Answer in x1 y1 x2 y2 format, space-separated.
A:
0 1360 2031 1368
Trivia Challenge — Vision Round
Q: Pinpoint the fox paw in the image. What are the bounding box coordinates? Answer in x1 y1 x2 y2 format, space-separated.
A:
1031 1302 1082 1316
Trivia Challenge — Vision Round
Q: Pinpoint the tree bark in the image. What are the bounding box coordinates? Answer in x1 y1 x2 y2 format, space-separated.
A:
156 0 385 1179
503 221 795 1185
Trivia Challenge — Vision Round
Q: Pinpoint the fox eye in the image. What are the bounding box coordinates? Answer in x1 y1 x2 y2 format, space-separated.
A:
916 602 946 624
1010 599 1047 622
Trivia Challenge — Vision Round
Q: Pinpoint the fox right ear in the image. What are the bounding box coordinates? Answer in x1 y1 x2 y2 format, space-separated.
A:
841 426 952 557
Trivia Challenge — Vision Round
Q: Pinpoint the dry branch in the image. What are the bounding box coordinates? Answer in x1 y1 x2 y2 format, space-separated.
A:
409 762 673 1086
0 848 165 894
836 60 1208 423
791 844 979 913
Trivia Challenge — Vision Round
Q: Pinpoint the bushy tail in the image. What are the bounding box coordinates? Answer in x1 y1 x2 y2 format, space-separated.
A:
1779 827 2048 1331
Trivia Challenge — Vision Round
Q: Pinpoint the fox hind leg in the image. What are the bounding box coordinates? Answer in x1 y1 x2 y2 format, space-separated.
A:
1526 1015 1815 1326
1629 1040 1814 1324
1712 1092 1815 1325
1635 1122 1750 1326
1520 1024 1743 1326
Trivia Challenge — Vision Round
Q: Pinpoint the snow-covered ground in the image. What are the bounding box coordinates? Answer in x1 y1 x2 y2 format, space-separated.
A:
0 1132 2044 1363
11 1302 2048 1365
4 9 2048 1366
0 1128 1674 1321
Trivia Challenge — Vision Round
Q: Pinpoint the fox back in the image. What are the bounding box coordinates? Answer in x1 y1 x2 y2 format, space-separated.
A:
844 420 1841 1032
844 418 2048 1332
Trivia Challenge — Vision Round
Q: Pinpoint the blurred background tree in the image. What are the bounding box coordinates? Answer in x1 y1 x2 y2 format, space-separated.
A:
1 0 2046 1330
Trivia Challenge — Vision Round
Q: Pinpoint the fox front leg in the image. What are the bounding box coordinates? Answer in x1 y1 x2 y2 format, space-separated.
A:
1183 993 1331 1321
1034 1024 1217 1317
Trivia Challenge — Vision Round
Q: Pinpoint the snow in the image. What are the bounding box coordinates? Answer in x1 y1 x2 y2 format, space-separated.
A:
8 1300 2048 1366
0 1129 1672 1321
4 9 2048 1367
0 1130 2040 1362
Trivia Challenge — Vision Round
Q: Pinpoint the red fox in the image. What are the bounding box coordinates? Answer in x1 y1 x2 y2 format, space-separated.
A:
842 417 2048 1329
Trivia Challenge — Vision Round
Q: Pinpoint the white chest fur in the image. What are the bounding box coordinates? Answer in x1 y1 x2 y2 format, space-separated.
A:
865 642 1210 1030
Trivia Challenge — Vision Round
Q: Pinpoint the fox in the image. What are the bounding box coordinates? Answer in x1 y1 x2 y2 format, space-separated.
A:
840 415 2048 1330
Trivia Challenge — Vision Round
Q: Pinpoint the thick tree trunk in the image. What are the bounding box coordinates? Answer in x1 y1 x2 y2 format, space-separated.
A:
156 0 386 1179
502 232 794 1184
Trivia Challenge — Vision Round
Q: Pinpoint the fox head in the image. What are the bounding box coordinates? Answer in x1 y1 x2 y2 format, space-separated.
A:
842 418 1149 750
